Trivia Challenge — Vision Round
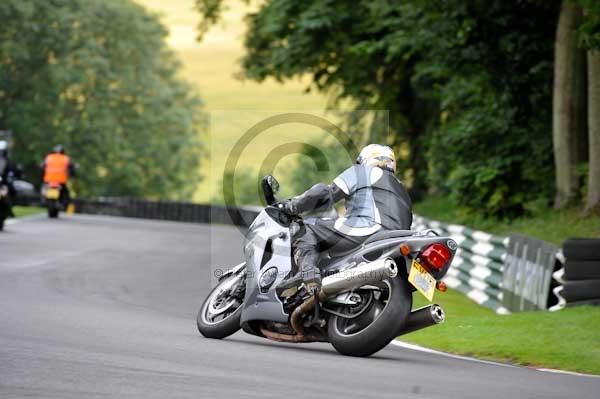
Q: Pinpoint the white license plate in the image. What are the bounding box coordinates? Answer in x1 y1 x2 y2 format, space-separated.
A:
46 189 60 199
408 259 436 302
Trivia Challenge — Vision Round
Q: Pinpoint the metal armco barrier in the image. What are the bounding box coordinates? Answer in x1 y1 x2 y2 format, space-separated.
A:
72 198 260 227
502 235 559 312
412 215 510 314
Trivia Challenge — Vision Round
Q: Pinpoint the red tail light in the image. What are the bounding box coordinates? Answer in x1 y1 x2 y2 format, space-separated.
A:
420 243 452 270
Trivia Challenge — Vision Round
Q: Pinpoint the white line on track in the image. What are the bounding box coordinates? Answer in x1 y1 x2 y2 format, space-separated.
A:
391 340 600 379
391 340 517 368
535 368 600 378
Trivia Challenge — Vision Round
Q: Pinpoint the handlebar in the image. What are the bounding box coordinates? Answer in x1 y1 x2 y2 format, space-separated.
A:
266 204 303 227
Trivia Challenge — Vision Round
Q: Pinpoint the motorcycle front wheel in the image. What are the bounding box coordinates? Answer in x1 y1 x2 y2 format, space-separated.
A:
196 271 245 339
327 276 412 357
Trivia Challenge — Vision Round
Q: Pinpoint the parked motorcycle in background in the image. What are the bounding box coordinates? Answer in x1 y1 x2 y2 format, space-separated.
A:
197 175 456 357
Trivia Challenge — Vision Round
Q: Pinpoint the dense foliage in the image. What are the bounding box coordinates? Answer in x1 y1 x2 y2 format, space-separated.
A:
577 0 600 50
197 0 566 217
285 138 353 197
414 2 559 216
0 0 204 199
216 169 262 206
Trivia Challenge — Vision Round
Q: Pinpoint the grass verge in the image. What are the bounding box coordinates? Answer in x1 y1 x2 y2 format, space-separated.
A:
414 196 599 245
399 289 600 375
13 206 45 218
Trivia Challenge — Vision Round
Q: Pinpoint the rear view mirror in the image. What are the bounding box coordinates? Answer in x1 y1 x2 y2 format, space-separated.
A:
261 175 279 205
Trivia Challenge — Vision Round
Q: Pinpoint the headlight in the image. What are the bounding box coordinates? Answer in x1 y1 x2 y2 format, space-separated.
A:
259 267 279 293
0 185 8 197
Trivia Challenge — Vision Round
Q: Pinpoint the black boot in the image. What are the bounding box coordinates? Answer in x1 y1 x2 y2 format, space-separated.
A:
300 264 322 292
276 273 303 298
276 265 322 298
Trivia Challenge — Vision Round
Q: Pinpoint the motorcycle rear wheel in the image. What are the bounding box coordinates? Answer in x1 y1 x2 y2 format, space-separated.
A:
197 272 245 339
327 276 412 357
0 203 9 229
48 203 59 218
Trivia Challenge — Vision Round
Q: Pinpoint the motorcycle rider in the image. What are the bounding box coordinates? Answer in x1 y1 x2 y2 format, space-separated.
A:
278 144 413 293
0 140 18 216
41 145 76 208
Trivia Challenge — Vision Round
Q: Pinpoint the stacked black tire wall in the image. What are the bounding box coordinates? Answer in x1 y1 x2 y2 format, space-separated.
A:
561 239 600 306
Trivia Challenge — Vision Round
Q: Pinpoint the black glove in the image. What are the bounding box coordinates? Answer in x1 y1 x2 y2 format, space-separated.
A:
277 199 299 216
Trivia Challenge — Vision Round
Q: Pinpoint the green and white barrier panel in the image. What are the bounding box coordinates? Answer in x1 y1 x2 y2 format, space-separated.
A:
413 215 563 313
412 215 510 314
503 234 559 312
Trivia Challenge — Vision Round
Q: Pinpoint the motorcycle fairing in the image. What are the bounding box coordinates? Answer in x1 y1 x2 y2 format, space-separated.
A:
240 210 293 324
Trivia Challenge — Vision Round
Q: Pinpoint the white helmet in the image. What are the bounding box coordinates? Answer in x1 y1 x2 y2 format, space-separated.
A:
356 144 396 172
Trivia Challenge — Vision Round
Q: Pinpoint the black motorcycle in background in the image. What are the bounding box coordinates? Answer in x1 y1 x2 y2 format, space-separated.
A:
0 134 35 228
0 176 12 230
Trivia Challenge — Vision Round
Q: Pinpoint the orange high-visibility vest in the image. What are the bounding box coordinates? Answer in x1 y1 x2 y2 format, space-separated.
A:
43 153 70 184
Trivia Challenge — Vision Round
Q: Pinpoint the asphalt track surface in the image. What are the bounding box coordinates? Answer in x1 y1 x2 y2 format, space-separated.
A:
1 215 598 399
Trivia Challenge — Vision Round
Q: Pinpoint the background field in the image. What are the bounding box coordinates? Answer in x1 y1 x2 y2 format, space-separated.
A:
135 0 336 203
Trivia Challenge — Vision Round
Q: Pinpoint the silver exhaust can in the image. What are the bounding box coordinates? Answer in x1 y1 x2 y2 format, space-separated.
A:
321 258 398 297
398 304 445 336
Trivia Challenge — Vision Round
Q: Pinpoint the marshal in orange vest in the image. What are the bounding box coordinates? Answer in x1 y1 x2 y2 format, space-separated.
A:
43 153 71 184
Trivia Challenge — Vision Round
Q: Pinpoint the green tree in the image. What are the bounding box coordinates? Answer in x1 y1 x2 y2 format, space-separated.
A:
284 139 352 196
197 0 560 217
0 0 204 199
552 3 587 209
197 0 434 200
215 169 262 206
577 0 600 213
416 1 559 217
550 0 600 213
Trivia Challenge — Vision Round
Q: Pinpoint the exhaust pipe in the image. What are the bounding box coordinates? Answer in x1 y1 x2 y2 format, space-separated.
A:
398 304 445 336
290 258 398 335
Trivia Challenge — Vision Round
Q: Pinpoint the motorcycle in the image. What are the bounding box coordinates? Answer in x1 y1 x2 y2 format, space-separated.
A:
0 176 12 231
197 175 457 357
42 183 63 218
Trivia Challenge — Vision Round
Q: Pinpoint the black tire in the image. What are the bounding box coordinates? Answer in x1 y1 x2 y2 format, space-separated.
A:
196 274 244 339
0 204 8 230
562 279 600 302
566 298 600 307
564 260 600 281
563 238 600 261
327 276 412 357
48 205 59 218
